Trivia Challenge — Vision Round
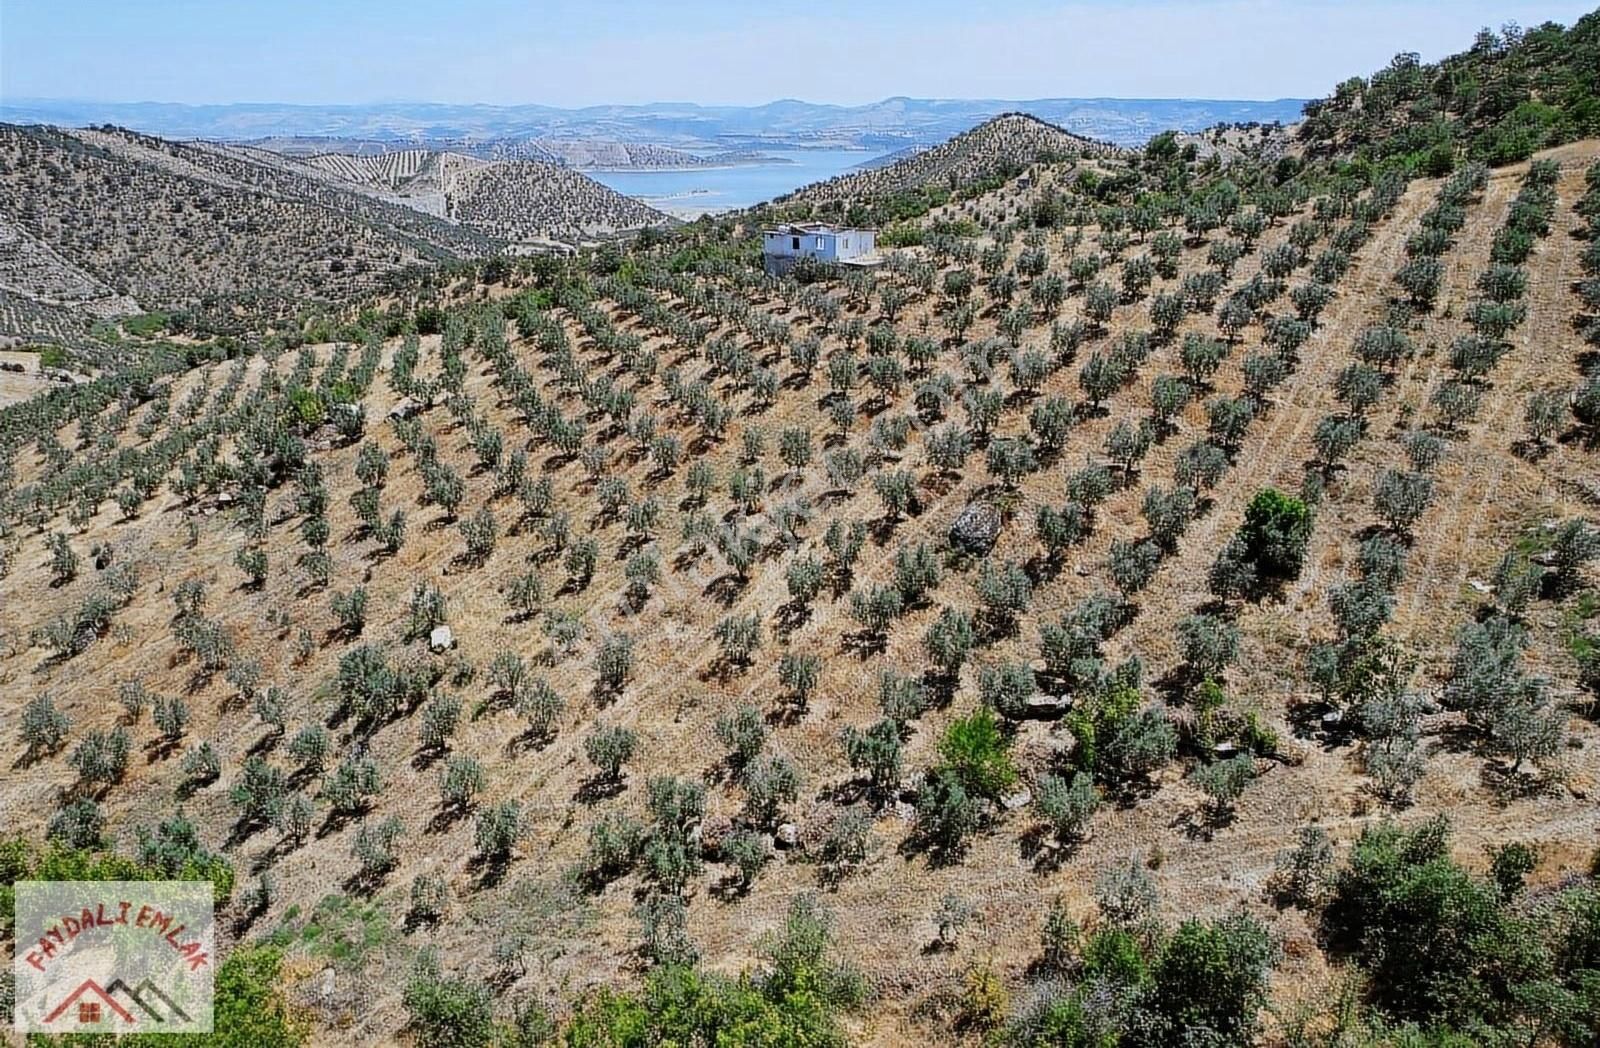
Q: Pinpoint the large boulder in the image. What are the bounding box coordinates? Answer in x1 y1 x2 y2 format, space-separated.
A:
949 501 1002 555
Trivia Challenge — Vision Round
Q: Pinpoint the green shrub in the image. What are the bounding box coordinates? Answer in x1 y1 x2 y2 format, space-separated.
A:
937 706 1017 800
1238 487 1313 582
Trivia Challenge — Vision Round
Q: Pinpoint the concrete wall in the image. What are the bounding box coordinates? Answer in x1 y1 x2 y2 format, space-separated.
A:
762 230 875 273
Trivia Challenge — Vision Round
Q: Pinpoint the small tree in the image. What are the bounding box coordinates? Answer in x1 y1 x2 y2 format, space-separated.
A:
438 754 485 814
596 633 635 695
924 608 977 680
459 506 497 565
230 756 287 829
475 801 524 869
351 817 404 889
331 587 368 637
321 757 381 817
715 704 767 776
586 724 637 783
743 753 800 828
1239 488 1312 581
1193 754 1256 817
1036 771 1099 844
713 613 762 669
1523 390 1565 447
20 694 70 761
69 726 131 789
416 694 460 755
938 706 1017 800
778 651 821 710
1270 825 1335 908
1177 613 1240 681
842 718 903 799
1372 469 1433 534
47 533 78 586
1109 539 1161 598
234 547 268 589
152 695 189 746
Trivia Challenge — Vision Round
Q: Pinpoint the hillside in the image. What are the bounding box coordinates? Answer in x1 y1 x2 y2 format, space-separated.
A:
777 112 1127 220
1297 12 1600 167
0 124 493 335
0 127 671 343
287 148 671 242
3 92 1600 1043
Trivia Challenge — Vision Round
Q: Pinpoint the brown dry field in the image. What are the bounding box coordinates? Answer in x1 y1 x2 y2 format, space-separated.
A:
2 141 1598 1044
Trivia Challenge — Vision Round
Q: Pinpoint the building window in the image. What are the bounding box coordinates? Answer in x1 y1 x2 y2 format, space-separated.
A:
816 237 825 250
842 238 849 249
791 237 800 250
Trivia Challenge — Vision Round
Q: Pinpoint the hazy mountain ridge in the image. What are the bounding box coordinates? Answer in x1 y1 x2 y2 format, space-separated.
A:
1 95 1309 150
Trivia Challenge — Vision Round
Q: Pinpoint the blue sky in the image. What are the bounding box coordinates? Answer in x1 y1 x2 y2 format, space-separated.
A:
2 0 1594 107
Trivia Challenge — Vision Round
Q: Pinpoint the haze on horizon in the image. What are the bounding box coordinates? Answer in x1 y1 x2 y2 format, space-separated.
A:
3 0 1595 109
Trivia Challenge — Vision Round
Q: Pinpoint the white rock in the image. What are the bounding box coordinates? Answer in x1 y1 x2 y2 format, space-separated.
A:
1002 787 1032 811
388 396 423 421
1468 579 1492 594
775 823 800 848
429 626 455 653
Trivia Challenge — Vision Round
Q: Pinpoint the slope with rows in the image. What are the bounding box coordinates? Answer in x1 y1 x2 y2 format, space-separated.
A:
2 126 1599 1044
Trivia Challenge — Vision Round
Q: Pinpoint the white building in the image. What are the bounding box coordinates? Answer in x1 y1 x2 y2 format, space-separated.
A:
762 222 879 276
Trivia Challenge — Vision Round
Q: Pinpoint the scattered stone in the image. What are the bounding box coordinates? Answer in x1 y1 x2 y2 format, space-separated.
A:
775 823 800 848
1001 787 1032 810
1322 710 1344 729
1213 741 1239 757
1468 579 1492 594
429 625 455 653
387 396 423 421
949 501 1002 555
891 801 916 821
1025 693 1071 717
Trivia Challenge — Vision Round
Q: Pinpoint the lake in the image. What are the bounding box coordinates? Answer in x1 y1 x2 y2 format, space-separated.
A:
590 148 881 217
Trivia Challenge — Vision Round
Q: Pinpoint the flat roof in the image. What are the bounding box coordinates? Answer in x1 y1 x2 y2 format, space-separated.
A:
763 222 876 236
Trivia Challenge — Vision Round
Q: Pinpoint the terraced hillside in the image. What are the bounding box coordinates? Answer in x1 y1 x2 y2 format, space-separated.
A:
291 147 671 242
0 124 492 334
0 126 672 344
3 94 1600 1045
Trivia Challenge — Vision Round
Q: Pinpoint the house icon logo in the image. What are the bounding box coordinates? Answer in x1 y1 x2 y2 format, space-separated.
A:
43 980 135 1026
13 880 215 1034
43 977 197 1027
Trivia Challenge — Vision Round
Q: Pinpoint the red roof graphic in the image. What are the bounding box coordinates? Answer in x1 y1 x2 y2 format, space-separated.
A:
44 979 137 1025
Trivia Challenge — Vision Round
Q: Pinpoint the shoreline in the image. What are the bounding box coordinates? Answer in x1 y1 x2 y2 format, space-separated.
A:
583 158 797 173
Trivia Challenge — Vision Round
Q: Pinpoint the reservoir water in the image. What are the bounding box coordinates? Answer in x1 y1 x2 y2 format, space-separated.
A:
590 148 881 217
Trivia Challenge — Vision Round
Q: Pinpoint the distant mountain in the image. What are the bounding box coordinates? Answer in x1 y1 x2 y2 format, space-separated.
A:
781 112 1122 210
0 95 1309 150
236 134 779 170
